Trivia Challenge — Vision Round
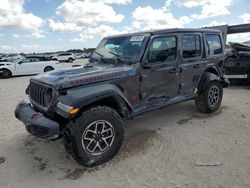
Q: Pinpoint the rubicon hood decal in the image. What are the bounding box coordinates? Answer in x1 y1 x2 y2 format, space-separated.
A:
32 65 137 89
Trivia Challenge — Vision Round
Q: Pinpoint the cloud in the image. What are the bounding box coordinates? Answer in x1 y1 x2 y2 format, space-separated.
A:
0 34 4 40
0 0 43 30
100 0 132 5
202 20 227 27
48 19 82 32
49 0 127 32
239 13 250 23
70 25 122 42
131 5 192 30
0 45 11 51
183 0 233 19
0 44 65 53
174 0 208 8
24 30 46 39
70 34 94 42
13 34 20 38
227 33 250 43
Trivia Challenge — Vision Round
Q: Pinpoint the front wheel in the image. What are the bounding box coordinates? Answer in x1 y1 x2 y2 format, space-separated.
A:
195 81 223 113
0 69 12 79
63 106 124 167
68 58 74 63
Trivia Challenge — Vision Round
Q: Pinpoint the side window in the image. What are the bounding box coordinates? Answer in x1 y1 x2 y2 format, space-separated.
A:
20 58 31 63
30 58 40 62
205 34 223 55
182 35 201 58
148 36 177 63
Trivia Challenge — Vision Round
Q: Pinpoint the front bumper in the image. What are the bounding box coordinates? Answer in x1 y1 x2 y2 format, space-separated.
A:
14 102 60 139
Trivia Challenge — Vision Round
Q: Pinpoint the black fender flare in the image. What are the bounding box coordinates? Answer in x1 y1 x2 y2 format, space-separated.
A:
197 72 222 94
56 84 134 116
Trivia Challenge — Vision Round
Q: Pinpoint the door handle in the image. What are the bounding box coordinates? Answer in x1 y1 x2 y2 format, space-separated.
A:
169 68 178 74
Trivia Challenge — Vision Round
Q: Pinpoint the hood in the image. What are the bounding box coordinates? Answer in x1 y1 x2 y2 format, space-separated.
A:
32 64 137 90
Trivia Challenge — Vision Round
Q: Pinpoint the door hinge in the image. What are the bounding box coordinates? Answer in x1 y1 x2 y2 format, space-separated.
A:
139 75 143 82
139 93 142 100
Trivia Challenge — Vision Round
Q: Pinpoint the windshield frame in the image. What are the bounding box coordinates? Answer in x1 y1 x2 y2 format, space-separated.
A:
90 34 150 64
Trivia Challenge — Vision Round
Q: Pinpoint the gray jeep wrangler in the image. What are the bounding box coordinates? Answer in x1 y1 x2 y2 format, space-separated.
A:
15 28 228 167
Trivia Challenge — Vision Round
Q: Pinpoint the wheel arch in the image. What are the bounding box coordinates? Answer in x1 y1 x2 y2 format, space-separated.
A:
204 66 220 76
56 84 134 118
197 71 222 94
81 95 132 118
0 68 12 77
44 66 54 72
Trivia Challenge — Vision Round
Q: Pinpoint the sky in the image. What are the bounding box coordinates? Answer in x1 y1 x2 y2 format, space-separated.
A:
0 0 250 53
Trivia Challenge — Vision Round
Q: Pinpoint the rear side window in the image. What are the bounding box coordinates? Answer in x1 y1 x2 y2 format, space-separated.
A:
182 35 201 58
205 34 223 55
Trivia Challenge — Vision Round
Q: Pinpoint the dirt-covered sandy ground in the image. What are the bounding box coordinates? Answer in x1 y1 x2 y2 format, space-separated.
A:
0 60 250 188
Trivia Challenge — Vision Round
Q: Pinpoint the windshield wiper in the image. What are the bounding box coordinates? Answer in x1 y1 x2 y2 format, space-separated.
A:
90 51 104 64
108 51 131 65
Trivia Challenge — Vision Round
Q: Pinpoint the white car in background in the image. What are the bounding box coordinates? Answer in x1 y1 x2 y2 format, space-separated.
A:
52 52 76 62
0 56 61 79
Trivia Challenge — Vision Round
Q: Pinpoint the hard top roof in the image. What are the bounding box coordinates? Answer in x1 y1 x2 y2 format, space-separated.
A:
104 28 221 38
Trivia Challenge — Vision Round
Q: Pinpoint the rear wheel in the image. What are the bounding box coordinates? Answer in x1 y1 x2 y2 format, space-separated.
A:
44 66 54 72
63 106 124 167
195 81 223 113
1 69 12 79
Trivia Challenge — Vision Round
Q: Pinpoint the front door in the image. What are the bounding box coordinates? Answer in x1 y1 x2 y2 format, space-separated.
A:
16 58 37 74
180 33 206 95
140 34 180 106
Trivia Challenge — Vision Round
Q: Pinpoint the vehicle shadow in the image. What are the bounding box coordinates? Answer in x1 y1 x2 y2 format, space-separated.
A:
11 100 227 181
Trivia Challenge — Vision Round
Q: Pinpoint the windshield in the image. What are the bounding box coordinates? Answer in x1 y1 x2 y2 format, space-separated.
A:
91 35 146 63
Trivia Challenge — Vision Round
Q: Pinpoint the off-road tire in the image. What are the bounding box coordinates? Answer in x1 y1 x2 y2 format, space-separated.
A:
63 106 124 167
44 66 54 72
0 69 12 79
195 81 223 113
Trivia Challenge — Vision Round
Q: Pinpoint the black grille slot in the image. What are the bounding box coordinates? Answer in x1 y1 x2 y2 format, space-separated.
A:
29 82 52 107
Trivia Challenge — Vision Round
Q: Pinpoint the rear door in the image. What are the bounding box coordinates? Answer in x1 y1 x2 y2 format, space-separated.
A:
180 33 206 95
204 33 225 76
140 34 180 106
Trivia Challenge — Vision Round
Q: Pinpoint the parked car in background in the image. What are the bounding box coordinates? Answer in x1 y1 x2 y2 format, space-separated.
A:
0 56 61 78
74 53 84 59
52 52 76 62
0 54 23 62
224 42 250 83
82 52 92 58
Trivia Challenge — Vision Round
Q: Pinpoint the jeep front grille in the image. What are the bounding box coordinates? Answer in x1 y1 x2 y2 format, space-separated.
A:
29 82 52 107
